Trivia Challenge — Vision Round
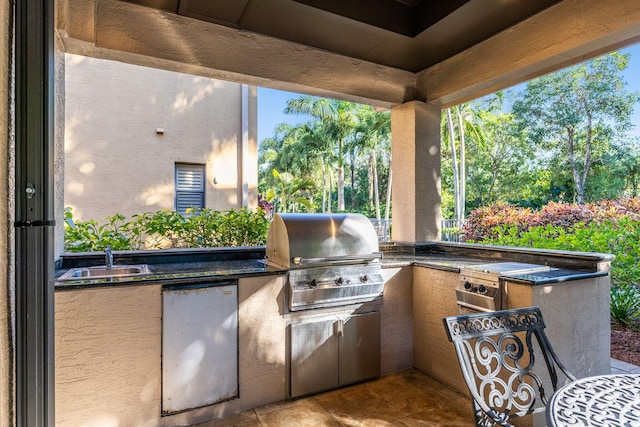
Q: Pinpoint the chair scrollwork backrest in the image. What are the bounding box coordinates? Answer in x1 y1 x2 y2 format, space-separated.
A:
443 306 576 427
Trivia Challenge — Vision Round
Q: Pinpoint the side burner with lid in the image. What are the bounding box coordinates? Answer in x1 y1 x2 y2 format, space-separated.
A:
457 262 550 313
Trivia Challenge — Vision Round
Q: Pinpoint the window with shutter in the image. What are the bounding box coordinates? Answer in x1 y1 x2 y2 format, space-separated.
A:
175 163 205 215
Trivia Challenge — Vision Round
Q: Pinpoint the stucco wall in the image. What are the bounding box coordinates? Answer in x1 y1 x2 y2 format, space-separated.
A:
0 0 14 425
64 53 257 222
55 276 288 427
55 285 163 426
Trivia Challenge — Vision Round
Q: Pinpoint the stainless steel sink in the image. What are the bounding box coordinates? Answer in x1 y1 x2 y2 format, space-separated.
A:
58 264 151 280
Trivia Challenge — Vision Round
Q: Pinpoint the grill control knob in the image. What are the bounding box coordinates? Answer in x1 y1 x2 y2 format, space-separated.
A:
335 277 344 285
360 275 369 283
478 285 488 295
464 281 472 291
309 279 318 288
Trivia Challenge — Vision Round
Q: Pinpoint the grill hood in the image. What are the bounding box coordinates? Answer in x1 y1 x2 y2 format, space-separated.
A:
265 213 380 269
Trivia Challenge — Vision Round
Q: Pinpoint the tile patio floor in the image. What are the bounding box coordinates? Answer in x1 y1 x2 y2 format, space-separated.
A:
194 359 637 427
194 369 475 427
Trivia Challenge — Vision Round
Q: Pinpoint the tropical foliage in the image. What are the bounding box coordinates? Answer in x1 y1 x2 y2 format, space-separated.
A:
462 198 640 288
441 52 640 216
258 97 391 220
64 206 269 252
611 285 640 326
512 52 638 204
462 198 640 325
258 52 639 223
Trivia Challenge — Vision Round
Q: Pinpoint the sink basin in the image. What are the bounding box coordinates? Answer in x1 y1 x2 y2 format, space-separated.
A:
58 264 151 280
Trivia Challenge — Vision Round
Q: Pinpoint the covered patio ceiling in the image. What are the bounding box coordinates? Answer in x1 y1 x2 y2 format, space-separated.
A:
124 0 563 73
58 0 640 108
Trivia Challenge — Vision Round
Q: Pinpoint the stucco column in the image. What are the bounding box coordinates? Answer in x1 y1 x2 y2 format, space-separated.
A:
391 101 441 242
0 0 13 425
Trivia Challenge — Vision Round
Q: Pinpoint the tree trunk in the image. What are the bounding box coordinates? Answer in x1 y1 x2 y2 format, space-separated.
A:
446 108 460 218
372 151 381 221
328 167 333 213
456 108 466 220
579 114 594 204
337 139 345 211
350 154 356 209
567 126 585 204
337 166 345 211
368 155 374 213
321 160 328 212
385 159 392 222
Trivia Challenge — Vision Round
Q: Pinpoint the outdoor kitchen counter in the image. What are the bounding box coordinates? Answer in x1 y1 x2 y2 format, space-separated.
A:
54 244 612 426
383 240 613 285
54 258 286 290
408 255 609 285
55 249 609 289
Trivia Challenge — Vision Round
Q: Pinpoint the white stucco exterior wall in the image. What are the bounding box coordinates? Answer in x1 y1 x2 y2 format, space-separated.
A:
64 54 257 222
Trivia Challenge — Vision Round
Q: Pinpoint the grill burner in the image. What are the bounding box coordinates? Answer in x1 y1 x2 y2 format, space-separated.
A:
457 262 550 312
289 264 384 311
265 213 384 311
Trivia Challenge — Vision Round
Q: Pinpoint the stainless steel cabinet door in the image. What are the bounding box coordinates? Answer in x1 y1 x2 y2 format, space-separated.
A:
162 282 238 414
290 317 339 397
289 311 380 397
339 311 380 386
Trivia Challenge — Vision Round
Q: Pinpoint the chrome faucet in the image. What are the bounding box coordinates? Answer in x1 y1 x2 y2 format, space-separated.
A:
105 246 113 270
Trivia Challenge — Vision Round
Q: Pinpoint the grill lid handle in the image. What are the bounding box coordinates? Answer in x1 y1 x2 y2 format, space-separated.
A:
292 252 383 266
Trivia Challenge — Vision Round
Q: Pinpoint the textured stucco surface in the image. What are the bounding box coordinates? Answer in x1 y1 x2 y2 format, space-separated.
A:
506 276 612 378
412 265 611 421
64 54 257 222
58 0 640 110
54 276 289 427
55 285 163 426
380 267 413 375
413 267 467 393
54 270 424 426
390 102 441 242
0 0 14 424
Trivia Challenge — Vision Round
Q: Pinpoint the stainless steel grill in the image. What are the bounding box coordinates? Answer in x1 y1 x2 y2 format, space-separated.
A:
288 264 384 311
266 213 384 311
266 213 384 398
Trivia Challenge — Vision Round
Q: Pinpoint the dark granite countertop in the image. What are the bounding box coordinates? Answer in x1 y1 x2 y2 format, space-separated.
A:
405 254 608 285
498 268 608 285
54 243 611 290
55 256 286 291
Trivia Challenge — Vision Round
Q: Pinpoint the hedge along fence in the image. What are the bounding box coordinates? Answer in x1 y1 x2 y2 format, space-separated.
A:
63 206 270 252
461 198 640 289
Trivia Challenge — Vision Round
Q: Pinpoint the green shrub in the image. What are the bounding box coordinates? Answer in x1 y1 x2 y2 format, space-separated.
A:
64 207 137 252
611 285 640 327
133 209 189 249
464 199 640 326
464 198 640 290
64 206 269 252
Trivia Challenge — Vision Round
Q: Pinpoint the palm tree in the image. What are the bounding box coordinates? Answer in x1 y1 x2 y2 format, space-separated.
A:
266 169 316 213
444 108 461 220
259 121 335 212
296 122 336 212
353 106 391 221
442 102 484 220
285 96 359 211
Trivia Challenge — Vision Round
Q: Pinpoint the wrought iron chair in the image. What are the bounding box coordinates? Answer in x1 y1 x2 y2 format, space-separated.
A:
443 306 576 427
